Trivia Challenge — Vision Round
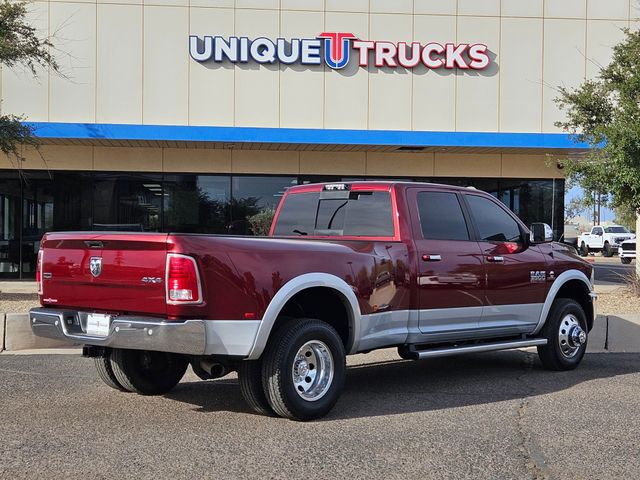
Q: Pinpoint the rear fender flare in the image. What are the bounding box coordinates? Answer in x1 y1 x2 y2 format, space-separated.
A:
532 269 593 335
246 273 362 360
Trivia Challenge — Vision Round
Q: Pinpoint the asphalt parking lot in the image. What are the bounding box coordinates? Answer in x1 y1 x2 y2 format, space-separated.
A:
1 315 639 480
591 256 634 286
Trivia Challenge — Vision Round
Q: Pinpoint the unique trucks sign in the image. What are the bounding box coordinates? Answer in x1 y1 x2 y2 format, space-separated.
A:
189 32 491 70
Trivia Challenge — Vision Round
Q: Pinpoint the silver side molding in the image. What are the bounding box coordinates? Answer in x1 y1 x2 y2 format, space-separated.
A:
409 338 547 359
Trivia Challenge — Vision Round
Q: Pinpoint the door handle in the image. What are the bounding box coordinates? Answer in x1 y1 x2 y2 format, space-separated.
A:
487 255 504 263
422 254 442 262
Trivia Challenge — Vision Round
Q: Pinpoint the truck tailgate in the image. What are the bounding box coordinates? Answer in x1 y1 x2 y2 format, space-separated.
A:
40 233 169 315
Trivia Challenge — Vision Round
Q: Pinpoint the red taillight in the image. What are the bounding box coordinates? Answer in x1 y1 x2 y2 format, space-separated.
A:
36 249 43 295
166 254 202 304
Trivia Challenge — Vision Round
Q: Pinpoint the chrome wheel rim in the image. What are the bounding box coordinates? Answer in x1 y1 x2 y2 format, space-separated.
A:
558 314 586 358
291 340 334 402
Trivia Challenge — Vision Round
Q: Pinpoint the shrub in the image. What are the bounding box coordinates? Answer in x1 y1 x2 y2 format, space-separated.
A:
248 209 276 236
624 269 640 297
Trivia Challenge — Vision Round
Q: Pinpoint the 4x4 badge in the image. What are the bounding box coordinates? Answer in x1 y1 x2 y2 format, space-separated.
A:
89 257 102 278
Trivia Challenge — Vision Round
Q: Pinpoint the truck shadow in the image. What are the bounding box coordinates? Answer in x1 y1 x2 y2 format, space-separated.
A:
165 350 640 420
167 315 640 419
333 350 638 420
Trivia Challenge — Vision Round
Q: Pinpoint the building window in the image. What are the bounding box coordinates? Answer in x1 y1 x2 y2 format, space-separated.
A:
230 176 297 234
92 173 162 231
0 171 20 277
163 175 231 234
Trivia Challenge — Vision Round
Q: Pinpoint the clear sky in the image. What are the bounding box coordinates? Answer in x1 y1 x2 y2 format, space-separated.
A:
566 185 615 223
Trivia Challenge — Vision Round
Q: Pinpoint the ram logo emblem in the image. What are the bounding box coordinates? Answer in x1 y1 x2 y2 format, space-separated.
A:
89 257 102 278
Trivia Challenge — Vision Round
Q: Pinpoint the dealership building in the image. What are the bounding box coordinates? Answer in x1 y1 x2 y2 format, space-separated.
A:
1 0 634 278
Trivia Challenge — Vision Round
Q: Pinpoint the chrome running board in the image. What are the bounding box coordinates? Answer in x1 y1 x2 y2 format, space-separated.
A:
410 338 547 360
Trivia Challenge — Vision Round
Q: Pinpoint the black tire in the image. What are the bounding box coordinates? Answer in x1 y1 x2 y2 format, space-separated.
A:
94 350 127 391
238 359 275 416
579 242 589 257
603 242 613 257
621 257 632 265
109 348 188 395
397 345 414 360
262 318 346 421
537 298 588 371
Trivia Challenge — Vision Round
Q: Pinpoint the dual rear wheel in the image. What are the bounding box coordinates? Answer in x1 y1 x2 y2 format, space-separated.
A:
93 317 346 421
239 318 346 421
94 348 189 395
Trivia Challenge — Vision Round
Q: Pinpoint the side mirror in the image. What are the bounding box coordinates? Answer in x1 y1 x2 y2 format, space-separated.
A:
530 223 553 243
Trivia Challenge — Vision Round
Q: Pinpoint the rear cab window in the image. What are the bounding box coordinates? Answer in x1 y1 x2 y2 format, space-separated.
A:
272 184 396 238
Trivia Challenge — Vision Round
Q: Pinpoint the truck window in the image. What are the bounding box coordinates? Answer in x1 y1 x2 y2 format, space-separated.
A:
273 190 394 237
465 194 522 243
604 226 629 233
416 191 469 241
342 191 394 236
272 192 320 236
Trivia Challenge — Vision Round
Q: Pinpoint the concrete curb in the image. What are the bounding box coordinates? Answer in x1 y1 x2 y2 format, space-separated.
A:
0 347 81 355
1 311 638 354
3 313 71 352
1 313 5 352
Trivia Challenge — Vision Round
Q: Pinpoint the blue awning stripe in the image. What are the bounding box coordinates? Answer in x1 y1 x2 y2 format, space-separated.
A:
27 122 590 149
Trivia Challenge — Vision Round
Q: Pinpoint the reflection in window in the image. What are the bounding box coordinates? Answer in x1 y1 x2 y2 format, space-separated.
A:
230 176 297 234
93 174 162 232
20 172 93 274
499 180 554 238
164 175 231 233
0 171 20 277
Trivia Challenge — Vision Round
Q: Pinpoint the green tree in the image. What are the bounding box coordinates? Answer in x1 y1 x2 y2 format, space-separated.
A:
614 204 637 231
555 28 640 271
0 0 58 167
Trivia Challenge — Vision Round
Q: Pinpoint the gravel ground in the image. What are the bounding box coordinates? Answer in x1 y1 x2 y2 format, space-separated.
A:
597 288 640 315
0 293 39 315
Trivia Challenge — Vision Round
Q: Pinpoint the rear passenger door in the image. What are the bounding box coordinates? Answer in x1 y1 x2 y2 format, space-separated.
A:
462 193 547 334
408 188 485 339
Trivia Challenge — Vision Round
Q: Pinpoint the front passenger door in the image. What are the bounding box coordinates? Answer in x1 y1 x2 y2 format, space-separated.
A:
463 193 547 334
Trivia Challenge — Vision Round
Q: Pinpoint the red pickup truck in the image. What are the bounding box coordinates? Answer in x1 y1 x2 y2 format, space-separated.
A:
30 182 596 420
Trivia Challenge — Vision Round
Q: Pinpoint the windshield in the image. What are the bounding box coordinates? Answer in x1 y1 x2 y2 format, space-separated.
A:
273 190 395 237
604 226 630 233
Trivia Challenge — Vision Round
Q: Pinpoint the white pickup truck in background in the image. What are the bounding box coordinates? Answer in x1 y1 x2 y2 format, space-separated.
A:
578 225 636 257
619 239 636 264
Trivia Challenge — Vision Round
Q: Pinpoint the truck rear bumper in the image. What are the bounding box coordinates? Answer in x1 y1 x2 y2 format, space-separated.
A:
29 308 260 357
